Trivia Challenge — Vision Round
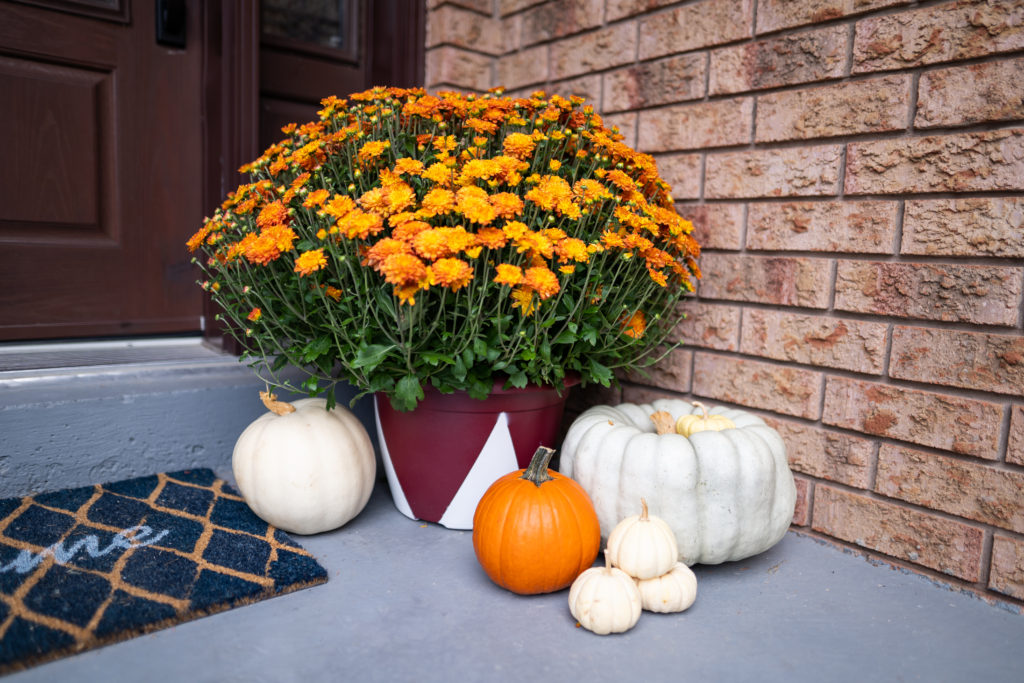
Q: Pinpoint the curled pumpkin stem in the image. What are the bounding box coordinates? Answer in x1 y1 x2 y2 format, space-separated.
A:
691 400 709 420
260 391 296 416
649 410 675 435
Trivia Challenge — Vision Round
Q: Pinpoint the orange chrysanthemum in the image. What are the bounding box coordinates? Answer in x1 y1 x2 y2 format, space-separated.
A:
303 189 330 208
476 227 508 249
621 310 646 339
412 229 452 260
256 201 289 229
429 258 474 291
502 132 535 159
366 238 411 268
493 264 523 287
456 186 496 225
523 266 560 299
379 253 427 286
247 307 262 322
294 248 327 276
419 188 456 217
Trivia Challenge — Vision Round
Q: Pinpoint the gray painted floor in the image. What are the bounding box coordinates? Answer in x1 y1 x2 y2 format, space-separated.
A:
7 480 1024 683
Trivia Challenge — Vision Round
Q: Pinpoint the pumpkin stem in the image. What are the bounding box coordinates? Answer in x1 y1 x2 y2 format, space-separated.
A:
691 401 709 420
640 497 649 521
521 446 555 487
260 391 296 416
649 411 675 435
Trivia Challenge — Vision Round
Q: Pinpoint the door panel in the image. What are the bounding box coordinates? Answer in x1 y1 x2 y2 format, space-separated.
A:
0 1 204 341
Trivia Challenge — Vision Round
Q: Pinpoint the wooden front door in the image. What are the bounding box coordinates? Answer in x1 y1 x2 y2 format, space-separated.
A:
0 0 424 344
0 0 205 341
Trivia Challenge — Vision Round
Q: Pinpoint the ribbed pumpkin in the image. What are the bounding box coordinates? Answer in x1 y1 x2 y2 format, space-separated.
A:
472 446 601 595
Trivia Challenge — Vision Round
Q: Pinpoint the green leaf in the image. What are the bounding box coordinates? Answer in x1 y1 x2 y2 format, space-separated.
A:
452 355 468 382
588 359 613 386
507 370 528 388
302 336 332 363
351 343 395 370
421 351 455 366
271 355 290 372
553 330 577 344
394 375 424 411
581 326 598 345
472 338 488 358
461 348 474 367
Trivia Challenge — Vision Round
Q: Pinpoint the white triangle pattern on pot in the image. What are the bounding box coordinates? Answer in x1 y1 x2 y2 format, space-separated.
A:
437 411 518 530
374 396 416 521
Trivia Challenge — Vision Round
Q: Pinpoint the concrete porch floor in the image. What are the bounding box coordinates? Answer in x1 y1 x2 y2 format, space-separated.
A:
7 480 1023 683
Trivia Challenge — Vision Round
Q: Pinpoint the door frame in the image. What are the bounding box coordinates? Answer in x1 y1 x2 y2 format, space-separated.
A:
198 0 425 351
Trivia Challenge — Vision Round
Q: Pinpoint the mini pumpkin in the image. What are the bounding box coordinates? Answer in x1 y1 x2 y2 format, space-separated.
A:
675 400 735 436
568 553 642 635
473 446 601 595
606 499 678 580
636 562 697 613
232 392 376 535
561 398 796 565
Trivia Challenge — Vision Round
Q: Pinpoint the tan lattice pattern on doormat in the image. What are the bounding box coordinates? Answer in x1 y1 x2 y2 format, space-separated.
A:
0 469 327 674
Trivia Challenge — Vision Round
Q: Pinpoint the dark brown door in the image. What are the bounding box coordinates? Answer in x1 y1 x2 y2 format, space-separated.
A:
0 0 205 341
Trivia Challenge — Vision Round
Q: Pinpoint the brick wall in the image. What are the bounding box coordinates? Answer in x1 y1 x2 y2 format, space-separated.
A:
424 0 1024 606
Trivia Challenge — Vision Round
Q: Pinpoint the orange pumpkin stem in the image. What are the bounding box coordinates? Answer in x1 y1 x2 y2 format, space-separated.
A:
649 411 675 435
691 400 709 420
521 446 556 487
260 391 296 416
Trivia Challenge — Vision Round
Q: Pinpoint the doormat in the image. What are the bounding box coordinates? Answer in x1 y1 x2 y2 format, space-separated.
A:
0 469 328 674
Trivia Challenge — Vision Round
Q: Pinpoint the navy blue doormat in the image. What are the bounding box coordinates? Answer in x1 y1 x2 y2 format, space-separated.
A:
0 469 328 675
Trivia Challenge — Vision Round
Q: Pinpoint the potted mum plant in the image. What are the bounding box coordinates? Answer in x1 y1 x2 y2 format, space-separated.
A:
188 86 701 528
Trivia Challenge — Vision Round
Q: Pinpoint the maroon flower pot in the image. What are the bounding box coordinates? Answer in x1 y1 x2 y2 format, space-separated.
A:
374 378 576 529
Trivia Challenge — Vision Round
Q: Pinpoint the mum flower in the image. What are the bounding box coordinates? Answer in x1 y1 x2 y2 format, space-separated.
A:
379 253 427 286
294 248 327 276
493 264 523 287
523 266 559 299
429 258 474 291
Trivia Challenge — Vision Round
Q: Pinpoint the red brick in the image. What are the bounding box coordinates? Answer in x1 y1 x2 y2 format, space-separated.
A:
637 98 753 153
792 476 812 526
654 153 701 200
755 76 910 142
1009 406 1024 467
756 0 909 33
439 0 494 13
497 0 545 15
549 74 601 107
990 535 1024 601
763 415 875 488
710 25 847 95
622 348 692 394
603 54 706 113
427 46 495 92
812 485 985 581
834 261 1023 326
822 377 1004 459
876 443 1024 533
672 301 741 351
517 0 604 48
697 254 832 308
427 5 505 55
747 200 897 253
680 203 745 251
901 198 1024 258
603 113 637 149
853 0 1024 74
706 145 842 199
916 57 1024 129
620 385 677 406
496 44 547 90
693 352 824 419
606 0 677 21
890 326 1024 396
638 0 754 60
550 23 636 81
741 309 888 374
845 129 1024 195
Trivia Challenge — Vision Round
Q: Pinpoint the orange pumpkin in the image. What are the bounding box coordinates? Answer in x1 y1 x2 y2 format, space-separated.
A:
472 446 601 595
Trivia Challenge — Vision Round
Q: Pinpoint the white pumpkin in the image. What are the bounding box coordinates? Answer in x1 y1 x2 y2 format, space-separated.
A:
560 399 796 565
568 554 642 635
233 393 376 535
606 499 678 580
636 562 697 613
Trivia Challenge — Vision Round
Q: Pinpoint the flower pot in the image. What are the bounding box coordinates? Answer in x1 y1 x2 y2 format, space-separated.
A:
374 379 576 529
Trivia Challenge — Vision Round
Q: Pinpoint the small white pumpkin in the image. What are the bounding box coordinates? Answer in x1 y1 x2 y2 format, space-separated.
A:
606 499 678 580
675 401 735 436
561 398 796 566
636 562 697 613
233 392 376 535
568 554 642 635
